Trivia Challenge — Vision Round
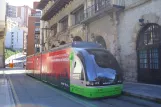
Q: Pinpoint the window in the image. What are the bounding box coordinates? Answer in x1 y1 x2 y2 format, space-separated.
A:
36 47 40 53
137 24 161 70
35 22 40 26
60 16 68 32
139 50 148 69
138 24 161 48
73 6 84 24
72 55 84 80
95 0 110 12
86 49 122 83
149 48 159 69
51 24 57 36
35 11 41 17
35 28 40 32
86 49 120 70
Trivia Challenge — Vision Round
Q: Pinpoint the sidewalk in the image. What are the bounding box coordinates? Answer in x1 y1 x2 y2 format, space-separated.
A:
0 69 15 107
123 82 161 103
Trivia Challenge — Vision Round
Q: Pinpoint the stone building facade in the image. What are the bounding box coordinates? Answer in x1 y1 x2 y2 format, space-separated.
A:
0 0 6 68
38 0 161 85
38 0 86 51
118 0 161 84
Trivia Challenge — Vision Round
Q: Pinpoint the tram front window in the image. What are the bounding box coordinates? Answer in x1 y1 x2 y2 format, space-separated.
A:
86 49 120 70
86 49 122 85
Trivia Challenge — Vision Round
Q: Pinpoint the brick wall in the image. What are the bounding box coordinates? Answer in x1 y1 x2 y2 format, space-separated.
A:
27 17 36 56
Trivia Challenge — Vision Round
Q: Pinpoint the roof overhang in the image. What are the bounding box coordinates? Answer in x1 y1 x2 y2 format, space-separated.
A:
37 0 51 10
41 0 72 21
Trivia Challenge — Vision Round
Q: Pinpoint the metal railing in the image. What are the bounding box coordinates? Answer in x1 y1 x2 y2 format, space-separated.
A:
84 0 112 19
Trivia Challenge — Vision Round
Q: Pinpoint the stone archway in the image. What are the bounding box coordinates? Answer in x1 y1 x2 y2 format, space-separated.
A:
132 13 161 84
60 41 66 45
51 44 56 48
137 23 161 85
94 36 107 49
73 36 83 41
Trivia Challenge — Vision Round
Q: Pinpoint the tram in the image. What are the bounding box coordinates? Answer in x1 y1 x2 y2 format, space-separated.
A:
26 42 123 98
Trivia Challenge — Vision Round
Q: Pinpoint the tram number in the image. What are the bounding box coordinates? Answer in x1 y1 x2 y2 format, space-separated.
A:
61 82 69 87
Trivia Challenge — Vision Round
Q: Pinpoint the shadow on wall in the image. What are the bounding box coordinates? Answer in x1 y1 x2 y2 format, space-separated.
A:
60 41 66 45
73 36 83 42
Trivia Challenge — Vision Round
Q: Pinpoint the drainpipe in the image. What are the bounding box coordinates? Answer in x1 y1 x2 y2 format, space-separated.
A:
85 0 88 42
113 11 121 64
40 20 43 53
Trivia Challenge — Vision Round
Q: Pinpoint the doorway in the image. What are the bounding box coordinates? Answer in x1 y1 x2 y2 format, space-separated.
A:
137 23 161 85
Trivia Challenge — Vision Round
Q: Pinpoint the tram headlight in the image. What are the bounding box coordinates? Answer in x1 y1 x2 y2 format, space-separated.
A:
95 82 99 85
86 81 100 86
117 80 122 83
117 74 123 83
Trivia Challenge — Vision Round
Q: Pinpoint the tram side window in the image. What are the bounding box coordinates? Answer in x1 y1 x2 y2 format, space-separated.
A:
72 57 84 80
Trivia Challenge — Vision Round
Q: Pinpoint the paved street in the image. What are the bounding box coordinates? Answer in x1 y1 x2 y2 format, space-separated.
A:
2 69 160 107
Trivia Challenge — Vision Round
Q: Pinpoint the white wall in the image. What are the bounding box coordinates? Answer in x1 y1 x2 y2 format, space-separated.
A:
7 18 19 31
21 7 25 25
5 27 24 51
0 0 6 21
5 31 12 48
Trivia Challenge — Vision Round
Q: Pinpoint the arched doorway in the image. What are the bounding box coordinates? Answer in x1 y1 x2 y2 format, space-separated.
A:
73 36 82 41
60 41 66 45
52 45 56 48
94 36 107 49
137 23 161 85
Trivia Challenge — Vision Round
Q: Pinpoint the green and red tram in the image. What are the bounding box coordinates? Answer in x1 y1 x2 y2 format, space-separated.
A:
26 42 123 98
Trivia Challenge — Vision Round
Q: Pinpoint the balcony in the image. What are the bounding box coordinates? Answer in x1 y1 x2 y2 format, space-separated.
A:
82 0 125 23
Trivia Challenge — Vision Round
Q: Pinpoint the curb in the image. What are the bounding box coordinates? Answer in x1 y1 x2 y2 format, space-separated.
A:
123 91 161 104
8 77 21 107
124 82 161 88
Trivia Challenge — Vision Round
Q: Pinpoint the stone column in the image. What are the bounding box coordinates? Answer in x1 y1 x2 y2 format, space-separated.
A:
0 38 4 68
40 20 43 52
68 14 75 27
57 22 62 32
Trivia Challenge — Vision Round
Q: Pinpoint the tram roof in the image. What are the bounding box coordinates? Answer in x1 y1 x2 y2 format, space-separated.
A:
45 42 104 53
27 42 104 57
71 42 103 48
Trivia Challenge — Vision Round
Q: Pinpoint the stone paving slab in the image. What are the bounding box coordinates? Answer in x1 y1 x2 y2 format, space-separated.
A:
123 82 161 103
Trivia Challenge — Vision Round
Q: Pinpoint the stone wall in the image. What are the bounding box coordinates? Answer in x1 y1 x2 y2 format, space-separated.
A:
49 0 85 28
69 25 85 41
41 0 86 50
118 0 161 82
40 0 161 83
88 14 118 57
0 39 4 68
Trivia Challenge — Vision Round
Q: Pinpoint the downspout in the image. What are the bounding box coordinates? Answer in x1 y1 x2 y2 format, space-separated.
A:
113 11 121 64
85 0 89 42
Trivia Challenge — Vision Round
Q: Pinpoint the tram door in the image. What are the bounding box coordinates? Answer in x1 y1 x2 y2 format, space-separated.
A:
70 53 86 87
137 24 161 85
41 54 47 82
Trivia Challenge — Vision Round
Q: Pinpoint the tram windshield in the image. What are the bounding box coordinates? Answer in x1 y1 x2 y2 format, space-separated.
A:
86 49 120 70
85 49 122 84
